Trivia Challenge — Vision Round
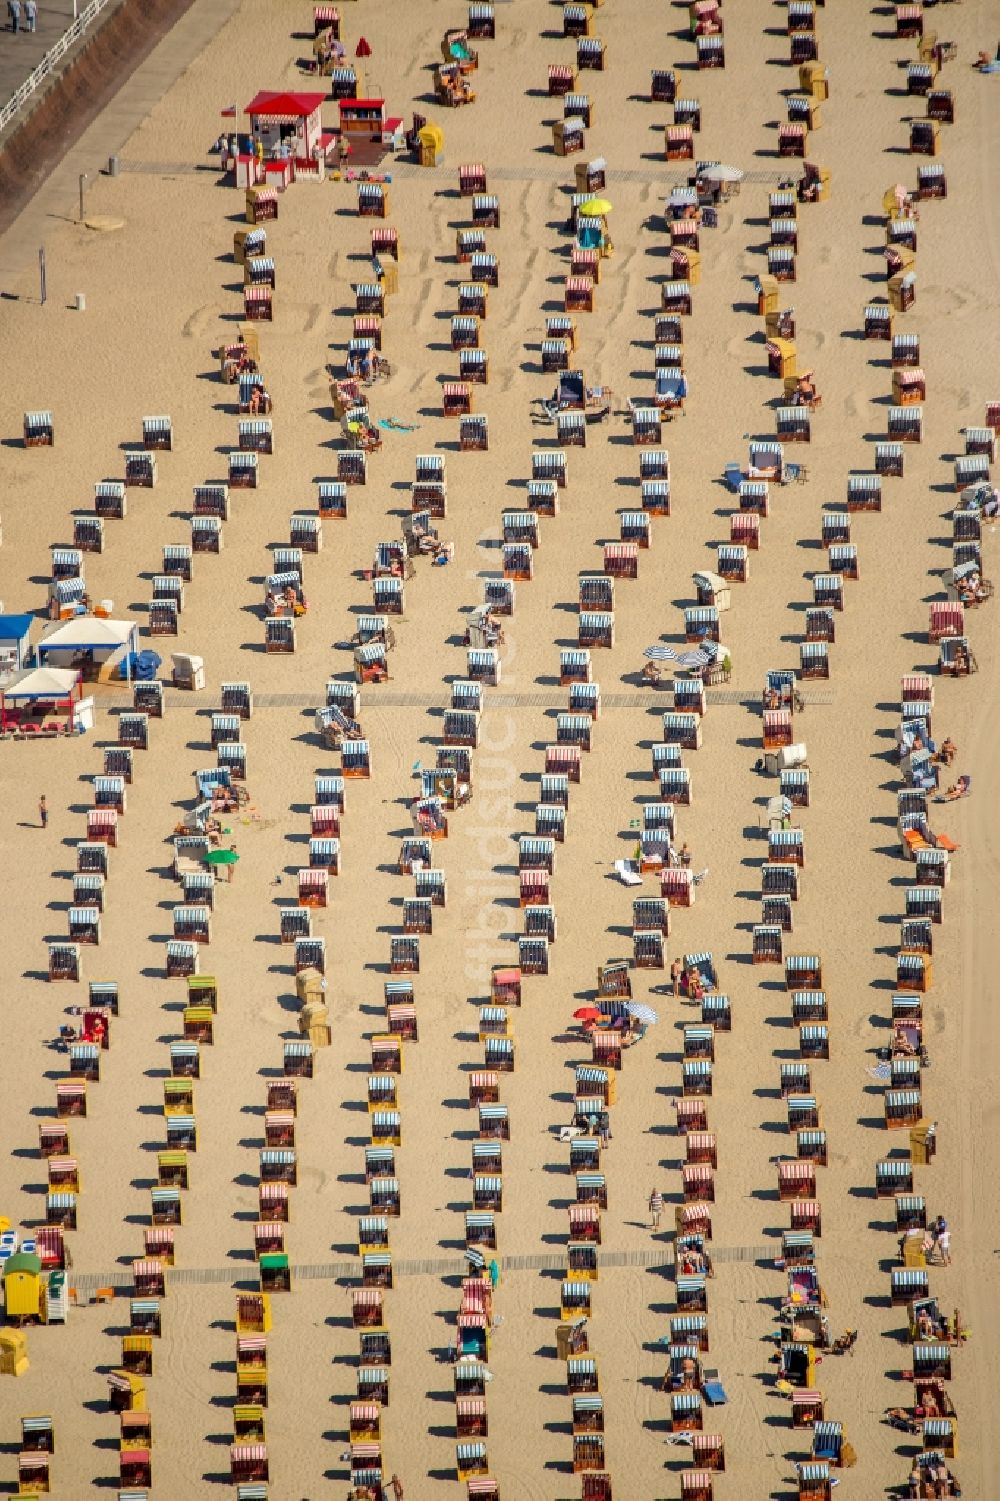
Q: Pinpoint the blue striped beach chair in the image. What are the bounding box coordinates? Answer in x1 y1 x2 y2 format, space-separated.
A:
125 450 156 486
566 1356 598 1393
780 1061 810 1098
95 479 126 518
73 514 104 553
67 908 100 949
518 936 549 975
636 453 670 495
786 1095 819 1132
191 515 222 553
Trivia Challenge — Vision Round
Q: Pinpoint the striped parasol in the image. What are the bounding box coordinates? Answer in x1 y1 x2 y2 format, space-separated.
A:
677 649 712 668
644 644 678 661
625 1002 659 1025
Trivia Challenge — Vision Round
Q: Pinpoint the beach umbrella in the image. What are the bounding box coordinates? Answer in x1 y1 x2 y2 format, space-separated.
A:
699 164 743 183
625 1002 659 1026
579 197 613 216
677 649 712 668
573 1006 602 1021
643 644 677 661
356 35 372 57
205 848 240 865
465 1247 486 1269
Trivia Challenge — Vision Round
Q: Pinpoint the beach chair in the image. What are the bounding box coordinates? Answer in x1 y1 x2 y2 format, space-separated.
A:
964 425 996 462
191 514 223 554
192 483 230 526
458 347 489 387
468 1 495 36
459 415 489 451
779 1161 817 1202
926 86 954 123
665 124 695 162
24 409 54 447
553 115 586 156
93 479 127 520
71 512 104 556
696 32 724 67
48 942 82 984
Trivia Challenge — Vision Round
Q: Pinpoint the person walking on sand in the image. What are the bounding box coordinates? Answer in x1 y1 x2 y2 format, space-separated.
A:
8 0 21 33
24 0 35 29
648 1187 664 1231
670 957 683 999
390 1476 404 1501
38 795 48 828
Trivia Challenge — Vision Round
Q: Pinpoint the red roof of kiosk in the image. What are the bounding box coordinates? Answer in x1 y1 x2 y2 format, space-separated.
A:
246 91 327 118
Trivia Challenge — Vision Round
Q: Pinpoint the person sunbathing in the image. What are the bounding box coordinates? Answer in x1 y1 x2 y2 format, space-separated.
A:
642 662 662 684
941 776 970 800
937 737 957 766
793 371 818 406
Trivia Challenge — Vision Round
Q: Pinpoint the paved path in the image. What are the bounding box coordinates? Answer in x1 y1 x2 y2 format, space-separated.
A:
72 1240 770 1293
0 0 240 287
94 688 835 712
0 0 87 125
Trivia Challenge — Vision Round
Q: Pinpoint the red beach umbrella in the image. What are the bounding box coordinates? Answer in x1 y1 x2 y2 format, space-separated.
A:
356 36 372 57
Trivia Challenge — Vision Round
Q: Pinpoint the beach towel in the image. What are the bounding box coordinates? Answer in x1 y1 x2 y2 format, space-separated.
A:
379 418 420 431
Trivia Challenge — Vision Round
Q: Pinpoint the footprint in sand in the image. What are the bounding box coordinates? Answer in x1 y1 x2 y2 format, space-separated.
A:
934 286 971 315
842 393 860 421
182 304 218 339
306 367 330 400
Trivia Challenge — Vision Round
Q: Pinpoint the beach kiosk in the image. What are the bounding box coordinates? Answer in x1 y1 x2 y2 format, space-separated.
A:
246 91 332 175
36 617 139 683
0 613 33 682
0 666 86 733
339 97 387 142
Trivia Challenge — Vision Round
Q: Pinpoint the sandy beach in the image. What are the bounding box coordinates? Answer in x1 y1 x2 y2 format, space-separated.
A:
1 0 999 1495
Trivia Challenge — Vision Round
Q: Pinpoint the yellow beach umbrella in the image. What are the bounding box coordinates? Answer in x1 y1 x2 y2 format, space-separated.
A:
579 197 612 216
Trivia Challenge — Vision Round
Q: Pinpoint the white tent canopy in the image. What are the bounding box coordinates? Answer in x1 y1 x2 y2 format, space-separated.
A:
1 666 80 699
37 617 138 655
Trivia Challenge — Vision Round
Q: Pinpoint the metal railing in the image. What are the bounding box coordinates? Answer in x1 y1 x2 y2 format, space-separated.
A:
0 0 117 137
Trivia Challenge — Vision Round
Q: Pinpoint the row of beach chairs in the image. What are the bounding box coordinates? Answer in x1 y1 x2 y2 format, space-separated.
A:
865 34 970 1495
